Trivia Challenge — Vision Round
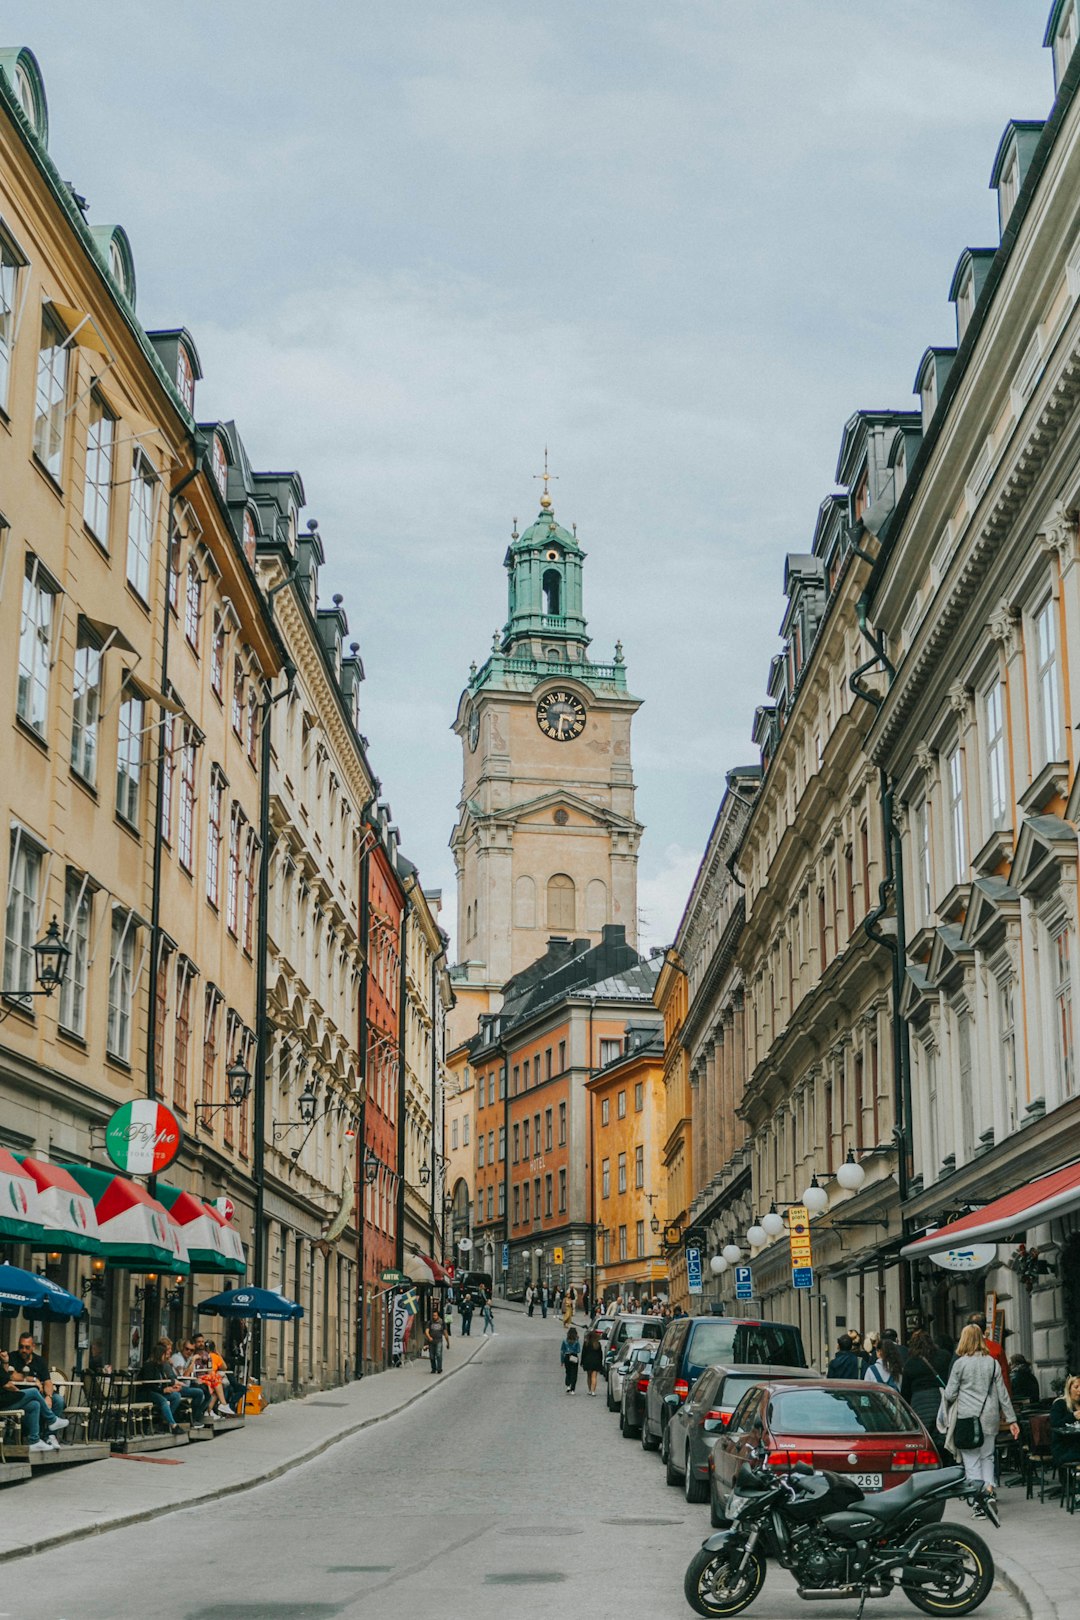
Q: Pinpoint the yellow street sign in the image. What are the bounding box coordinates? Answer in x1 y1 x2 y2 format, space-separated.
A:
788 1205 812 1268
553 1246 564 1265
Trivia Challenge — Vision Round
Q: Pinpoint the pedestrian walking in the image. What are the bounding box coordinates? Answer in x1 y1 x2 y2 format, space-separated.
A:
864 1338 903 1390
826 1335 861 1379
526 1283 535 1318
561 1287 575 1329
941 1324 1018 1509
965 1312 1011 1395
481 1296 495 1335
901 1330 950 1454
579 1283 590 1319
581 1327 605 1396
561 1326 581 1394
881 1327 908 1369
1008 1353 1040 1404
460 1292 473 1336
425 1308 448 1374
538 1283 548 1319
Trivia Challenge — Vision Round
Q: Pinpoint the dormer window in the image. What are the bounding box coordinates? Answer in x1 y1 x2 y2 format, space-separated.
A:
921 358 937 429
212 434 228 497
998 151 1019 228
176 344 195 412
10 52 46 141
956 267 975 339
243 509 256 565
1053 0 1078 88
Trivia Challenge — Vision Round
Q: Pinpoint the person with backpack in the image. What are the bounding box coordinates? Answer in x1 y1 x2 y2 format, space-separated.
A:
942 1324 1018 1508
560 1326 581 1394
864 1338 903 1390
901 1329 950 1454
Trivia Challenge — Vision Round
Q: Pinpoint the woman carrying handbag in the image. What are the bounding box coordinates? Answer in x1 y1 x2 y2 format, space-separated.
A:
942 1323 1019 1511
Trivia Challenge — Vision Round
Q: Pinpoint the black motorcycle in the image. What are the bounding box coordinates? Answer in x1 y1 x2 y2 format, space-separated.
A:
684 1458 997 1618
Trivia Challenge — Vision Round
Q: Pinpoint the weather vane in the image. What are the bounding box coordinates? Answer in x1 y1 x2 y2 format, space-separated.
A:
534 446 558 506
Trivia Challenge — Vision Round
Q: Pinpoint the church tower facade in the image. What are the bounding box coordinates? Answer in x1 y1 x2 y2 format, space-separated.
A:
450 478 643 989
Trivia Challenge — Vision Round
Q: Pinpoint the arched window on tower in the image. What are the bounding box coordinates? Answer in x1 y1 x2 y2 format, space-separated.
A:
547 873 575 931
514 875 536 929
542 569 561 617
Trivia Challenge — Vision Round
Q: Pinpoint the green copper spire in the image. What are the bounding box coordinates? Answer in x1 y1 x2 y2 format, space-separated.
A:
501 486 588 655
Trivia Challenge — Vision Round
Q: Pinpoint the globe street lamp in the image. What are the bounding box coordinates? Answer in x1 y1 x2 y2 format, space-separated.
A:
709 1253 728 1277
835 1149 867 1192
801 1175 830 1215
761 1204 786 1239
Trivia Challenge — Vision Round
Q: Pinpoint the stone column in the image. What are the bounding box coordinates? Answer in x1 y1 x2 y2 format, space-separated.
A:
704 1039 718 1184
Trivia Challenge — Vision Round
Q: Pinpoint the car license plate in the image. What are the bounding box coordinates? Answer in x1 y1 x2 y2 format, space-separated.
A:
851 1473 883 1491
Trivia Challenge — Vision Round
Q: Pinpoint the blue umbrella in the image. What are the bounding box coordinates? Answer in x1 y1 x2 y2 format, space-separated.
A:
0 1262 84 1321
197 1286 302 1321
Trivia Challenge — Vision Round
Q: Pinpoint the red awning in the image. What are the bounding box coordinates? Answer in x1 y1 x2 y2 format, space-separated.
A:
901 1158 1080 1258
420 1253 448 1283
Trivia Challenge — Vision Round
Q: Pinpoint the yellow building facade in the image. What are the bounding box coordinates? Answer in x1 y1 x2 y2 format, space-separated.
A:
587 1024 668 1303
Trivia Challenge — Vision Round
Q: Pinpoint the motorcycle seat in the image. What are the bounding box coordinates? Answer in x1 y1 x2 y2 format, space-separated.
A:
853 1466 965 1518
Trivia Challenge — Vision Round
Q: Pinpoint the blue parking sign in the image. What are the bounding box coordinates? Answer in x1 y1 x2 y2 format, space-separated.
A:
686 1246 703 1295
792 1266 813 1290
734 1265 753 1301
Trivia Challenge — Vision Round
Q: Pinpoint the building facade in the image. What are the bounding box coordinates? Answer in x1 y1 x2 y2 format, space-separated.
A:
587 1023 667 1303
654 949 691 1309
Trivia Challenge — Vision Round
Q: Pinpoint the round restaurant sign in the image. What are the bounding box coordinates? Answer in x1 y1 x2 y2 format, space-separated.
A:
928 1242 998 1272
105 1099 183 1177
214 1196 235 1223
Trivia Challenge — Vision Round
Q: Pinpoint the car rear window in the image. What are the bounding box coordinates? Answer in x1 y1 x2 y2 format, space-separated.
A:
686 1322 805 1374
719 1374 766 1410
770 1387 916 1435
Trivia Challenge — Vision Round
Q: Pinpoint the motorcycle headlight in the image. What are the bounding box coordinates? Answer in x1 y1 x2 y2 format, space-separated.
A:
726 1493 748 1519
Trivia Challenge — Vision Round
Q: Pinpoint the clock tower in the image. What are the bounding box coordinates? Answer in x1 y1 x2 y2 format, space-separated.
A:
450 476 643 991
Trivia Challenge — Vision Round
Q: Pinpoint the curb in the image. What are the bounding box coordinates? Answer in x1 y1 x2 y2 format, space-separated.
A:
0 1335 488 1565
993 1549 1052 1620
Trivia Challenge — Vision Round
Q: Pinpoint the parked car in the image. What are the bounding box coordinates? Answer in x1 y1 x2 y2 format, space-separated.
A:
618 1340 658 1439
608 1336 658 1410
641 1314 807 1451
662 1363 807 1502
603 1313 665 1383
709 1379 940 1528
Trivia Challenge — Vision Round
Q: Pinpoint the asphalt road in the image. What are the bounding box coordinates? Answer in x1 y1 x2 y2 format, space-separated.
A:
10 1310 1024 1620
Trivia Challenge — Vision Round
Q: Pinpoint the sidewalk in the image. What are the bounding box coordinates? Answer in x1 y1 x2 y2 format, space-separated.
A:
944 1484 1079 1619
0 1332 489 1564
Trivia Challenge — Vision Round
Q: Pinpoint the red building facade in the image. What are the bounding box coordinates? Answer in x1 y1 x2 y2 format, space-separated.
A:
360 809 406 1371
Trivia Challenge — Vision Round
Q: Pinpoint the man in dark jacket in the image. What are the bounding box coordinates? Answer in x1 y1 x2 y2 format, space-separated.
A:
827 1334 861 1379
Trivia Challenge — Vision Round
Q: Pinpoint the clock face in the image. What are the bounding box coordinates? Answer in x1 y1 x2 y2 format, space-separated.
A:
468 706 480 752
536 689 586 743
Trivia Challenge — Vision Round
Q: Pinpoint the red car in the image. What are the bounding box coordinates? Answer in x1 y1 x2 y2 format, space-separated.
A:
709 1380 939 1527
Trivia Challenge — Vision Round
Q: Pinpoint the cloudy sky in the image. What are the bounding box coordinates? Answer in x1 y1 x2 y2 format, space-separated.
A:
7 1 1055 952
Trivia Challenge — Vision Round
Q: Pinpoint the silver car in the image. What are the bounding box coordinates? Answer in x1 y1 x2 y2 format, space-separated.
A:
607 1337 658 1411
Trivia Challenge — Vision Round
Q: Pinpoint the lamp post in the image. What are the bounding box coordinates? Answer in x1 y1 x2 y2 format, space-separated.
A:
0 916 71 1021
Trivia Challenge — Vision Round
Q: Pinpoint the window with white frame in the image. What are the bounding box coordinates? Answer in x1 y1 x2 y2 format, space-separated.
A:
636 1219 645 1258
160 713 174 842
176 343 195 412
83 393 115 541
206 767 224 906
478 1133 485 1168
1034 596 1064 762
184 557 202 650
998 151 1019 227
126 452 156 599
618 1224 627 1262
995 970 1020 1134
946 745 966 887
226 804 242 934
915 796 932 922
923 1040 940 1179
242 829 257 951
956 267 976 339
617 1151 627 1193
107 909 139 1062
210 612 225 698
920 358 937 430
601 1157 610 1198
1054 0 1078 87
116 686 144 826
177 725 196 871
0 233 22 413
1052 919 1076 1099
70 622 102 784
954 1003 974 1162
33 310 68 479
3 831 41 998
634 1142 644 1187
58 869 91 1038
984 677 1008 830
17 557 56 736
212 434 228 495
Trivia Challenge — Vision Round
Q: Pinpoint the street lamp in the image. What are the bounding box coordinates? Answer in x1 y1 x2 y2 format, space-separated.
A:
709 1253 728 1277
722 1240 742 1265
801 1175 830 1215
761 1204 786 1239
0 916 71 1021
297 1078 317 1123
836 1149 867 1192
745 1219 767 1249
196 1055 252 1131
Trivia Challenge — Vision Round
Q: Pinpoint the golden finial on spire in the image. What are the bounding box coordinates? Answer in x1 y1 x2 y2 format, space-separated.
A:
534 446 557 510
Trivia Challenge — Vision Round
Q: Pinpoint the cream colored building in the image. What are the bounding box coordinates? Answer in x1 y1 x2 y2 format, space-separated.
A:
399 879 451 1273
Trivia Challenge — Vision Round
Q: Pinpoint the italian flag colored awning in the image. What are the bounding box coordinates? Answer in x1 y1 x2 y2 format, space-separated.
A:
61 1165 179 1271
18 1158 102 1253
157 1185 243 1275
0 1149 45 1243
203 1200 246 1273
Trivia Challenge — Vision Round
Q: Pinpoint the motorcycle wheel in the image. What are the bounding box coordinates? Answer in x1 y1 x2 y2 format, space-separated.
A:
902 1525 995 1616
683 1545 765 1617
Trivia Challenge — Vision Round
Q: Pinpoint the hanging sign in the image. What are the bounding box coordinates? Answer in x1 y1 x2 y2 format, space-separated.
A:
686 1246 703 1296
788 1203 812 1281
214 1196 235 1223
105 1099 183 1177
928 1244 997 1272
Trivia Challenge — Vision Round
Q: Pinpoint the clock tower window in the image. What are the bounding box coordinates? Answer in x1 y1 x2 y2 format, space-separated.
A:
542 568 562 617
547 873 576 931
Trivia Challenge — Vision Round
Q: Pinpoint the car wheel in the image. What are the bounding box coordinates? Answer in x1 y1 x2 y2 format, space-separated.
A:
640 1415 659 1451
606 1380 617 1412
664 1428 682 1486
684 1448 709 1504
709 1487 726 1529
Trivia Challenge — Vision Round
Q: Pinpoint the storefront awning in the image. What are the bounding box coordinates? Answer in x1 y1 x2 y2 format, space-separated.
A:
901 1158 1080 1259
19 1158 102 1253
157 1184 244 1275
404 1253 448 1286
0 1149 45 1243
419 1253 448 1283
61 1165 178 1271
202 1201 246 1273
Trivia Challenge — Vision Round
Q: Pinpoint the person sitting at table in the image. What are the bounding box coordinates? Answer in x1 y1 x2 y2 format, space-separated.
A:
159 1337 208 1426
186 1334 232 1417
1049 1374 1080 1469
0 1347 64 1450
1009 1353 1041 1404
205 1340 241 1413
11 1331 66 1425
138 1341 187 1434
